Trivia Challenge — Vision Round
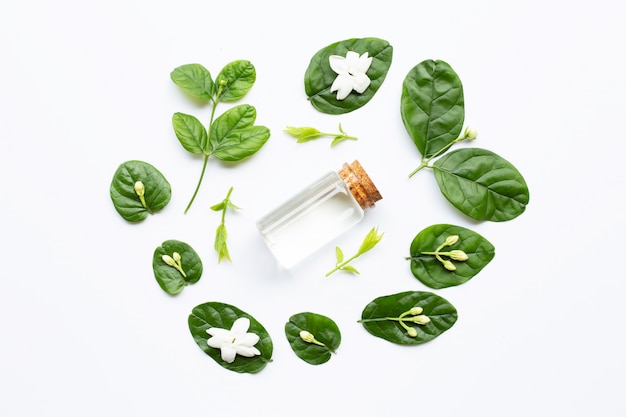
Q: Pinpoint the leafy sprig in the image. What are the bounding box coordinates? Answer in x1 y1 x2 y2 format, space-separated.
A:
284 123 357 146
210 186 240 263
171 61 270 214
326 227 383 276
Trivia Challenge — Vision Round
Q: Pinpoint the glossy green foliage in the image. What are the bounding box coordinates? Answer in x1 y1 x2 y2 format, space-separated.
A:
304 37 393 114
285 312 341 365
208 104 270 161
188 302 273 374
409 224 495 289
401 59 465 159
215 60 256 102
170 63 215 101
433 148 530 221
360 291 457 345
109 160 171 222
152 240 203 295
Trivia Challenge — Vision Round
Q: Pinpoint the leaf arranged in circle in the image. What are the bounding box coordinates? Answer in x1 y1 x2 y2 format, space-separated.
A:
408 224 495 289
304 37 393 114
152 240 203 295
285 312 341 365
360 291 457 345
432 147 530 221
109 160 171 222
401 59 465 159
188 302 273 374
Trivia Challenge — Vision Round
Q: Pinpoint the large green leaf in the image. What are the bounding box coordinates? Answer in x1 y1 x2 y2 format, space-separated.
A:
188 302 273 374
285 312 341 365
433 148 530 221
360 291 457 345
170 63 215 101
209 104 270 161
408 224 495 289
401 59 465 158
216 60 256 102
152 240 203 295
172 112 208 154
109 160 171 222
304 37 393 114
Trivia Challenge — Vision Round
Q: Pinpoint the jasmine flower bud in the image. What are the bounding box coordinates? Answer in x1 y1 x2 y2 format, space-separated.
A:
448 250 468 261
162 254 176 267
299 330 315 343
134 180 147 208
411 315 431 325
444 235 459 246
406 327 418 337
173 252 182 263
463 126 478 140
443 260 456 271
408 306 424 315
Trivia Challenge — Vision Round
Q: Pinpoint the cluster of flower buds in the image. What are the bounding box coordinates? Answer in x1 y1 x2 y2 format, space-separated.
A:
162 252 186 278
422 235 469 271
396 306 431 337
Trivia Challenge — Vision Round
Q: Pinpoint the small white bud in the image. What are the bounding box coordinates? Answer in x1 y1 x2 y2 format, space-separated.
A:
464 126 478 140
162 254 176 267
444 235 459 246
411 315 431 325
134 181 145 196
173 252 182 263
443 260 457 271
406 327 418 337
299 330 315 343
449 250 468 261
408 307 424 315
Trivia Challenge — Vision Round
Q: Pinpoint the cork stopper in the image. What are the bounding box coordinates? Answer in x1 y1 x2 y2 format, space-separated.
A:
338 160 382 210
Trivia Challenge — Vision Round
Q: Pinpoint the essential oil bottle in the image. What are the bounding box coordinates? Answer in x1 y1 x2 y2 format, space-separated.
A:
256 160 382 268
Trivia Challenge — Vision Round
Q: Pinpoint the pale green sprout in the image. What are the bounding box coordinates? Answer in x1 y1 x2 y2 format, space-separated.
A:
326 227 384 276
210 187 241 263
134 181 147 208
420 235 469 272
162 252 187 278
284 124 357 146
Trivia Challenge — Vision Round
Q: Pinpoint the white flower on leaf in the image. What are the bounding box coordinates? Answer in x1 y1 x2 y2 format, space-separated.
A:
329 51 373 100
206 317 261 363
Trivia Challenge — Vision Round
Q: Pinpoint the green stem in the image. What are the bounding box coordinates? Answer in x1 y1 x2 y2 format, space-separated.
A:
408 136 466 178
184 154 209 214
326 254 359 277
221 186 234 224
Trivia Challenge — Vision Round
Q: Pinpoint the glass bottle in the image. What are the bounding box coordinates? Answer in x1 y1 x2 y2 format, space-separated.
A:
256 160 382 268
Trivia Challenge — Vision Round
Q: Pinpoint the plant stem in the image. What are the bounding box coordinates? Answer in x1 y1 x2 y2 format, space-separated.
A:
326 254 359 277
408 137 466 178
184 154 209 214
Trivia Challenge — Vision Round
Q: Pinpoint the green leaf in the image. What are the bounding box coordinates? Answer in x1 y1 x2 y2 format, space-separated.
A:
360 291 458 345
209 104 270 161
216 60 256 102
188 302 273 374
214 224 231 263
304 37 393 114
408 224 495 289
152 240 203 295
357 227 384 254
209 201 225 211
335 246 344 263
284 126 323 143
170 63 215 101
285 312 341 365
341 265 360 275
109 160 171 222
172 112 208 154
401 59 465 158
432 148 530 221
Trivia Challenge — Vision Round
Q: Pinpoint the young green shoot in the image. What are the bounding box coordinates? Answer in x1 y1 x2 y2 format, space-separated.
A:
326 227 383 276
284 123 358 146
210 186 240 263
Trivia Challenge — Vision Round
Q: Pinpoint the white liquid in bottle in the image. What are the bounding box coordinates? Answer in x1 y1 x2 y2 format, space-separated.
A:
256 161 382 268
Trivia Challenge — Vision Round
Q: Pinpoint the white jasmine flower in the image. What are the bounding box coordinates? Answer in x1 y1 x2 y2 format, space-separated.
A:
206 317 261 363
329 51 373 100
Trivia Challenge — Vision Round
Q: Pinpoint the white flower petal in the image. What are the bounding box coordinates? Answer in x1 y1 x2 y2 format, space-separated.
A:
220 345 238 363
351 73 371 94
329 55 348 75
330 75 353 100
230 317 251 336
344 51 361 70
235 345 261 358
236 333 260 346
355 52 372 74
207 336 225 349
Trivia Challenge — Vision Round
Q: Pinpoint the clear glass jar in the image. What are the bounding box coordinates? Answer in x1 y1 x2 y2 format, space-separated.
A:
256 160 382 268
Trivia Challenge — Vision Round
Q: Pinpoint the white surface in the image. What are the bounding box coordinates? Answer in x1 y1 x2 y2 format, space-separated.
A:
1 1 624 416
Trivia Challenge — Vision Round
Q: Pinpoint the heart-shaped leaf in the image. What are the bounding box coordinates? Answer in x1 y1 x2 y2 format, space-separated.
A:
408 224 495 289
360 291 457 345
304 37 393 114
188 302 273 374
401 59 465 159
433 147 530 221
216 60 256 103
152 240 203 295
285 312 341 365
109 160 171 222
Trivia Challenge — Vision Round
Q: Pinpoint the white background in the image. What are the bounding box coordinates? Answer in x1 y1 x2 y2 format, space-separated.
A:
1 1 625 416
